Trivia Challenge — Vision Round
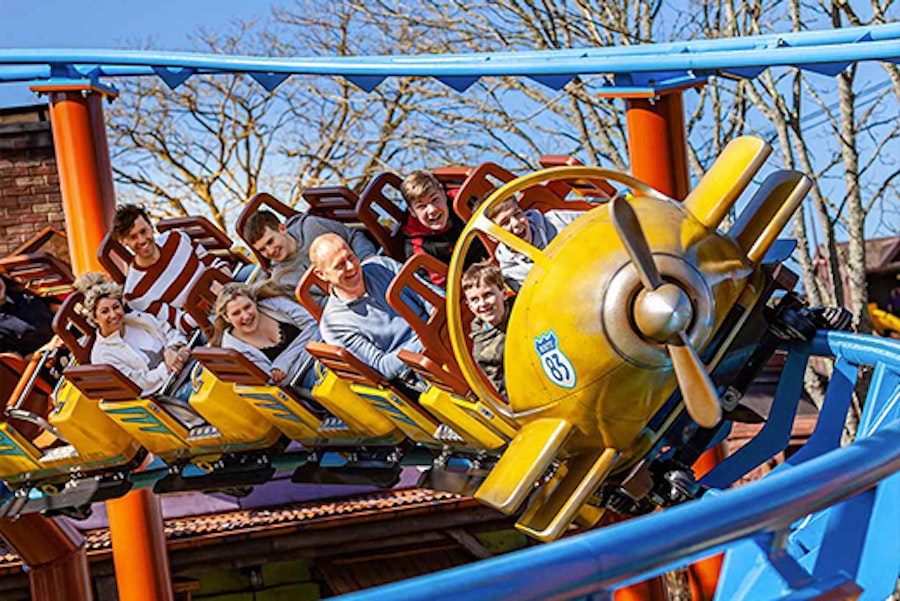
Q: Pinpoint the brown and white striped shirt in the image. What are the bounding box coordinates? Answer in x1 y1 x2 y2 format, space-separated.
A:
123 230 226 334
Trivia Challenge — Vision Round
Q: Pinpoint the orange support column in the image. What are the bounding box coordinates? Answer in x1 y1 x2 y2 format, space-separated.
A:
106 491 174 601
624 91 691 200
605 85 722 601
687 445 727 601
30 83 117 272
0 515 92 601
30 81 174 601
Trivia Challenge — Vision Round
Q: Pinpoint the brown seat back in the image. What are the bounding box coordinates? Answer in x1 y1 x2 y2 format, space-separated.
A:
455 161 596 221
0 252 74 297
97 232 132 284
539 154 615 200
0 353 52 441
184 269 234 341
295 267 329 322
454 162 516 221
301 186 361 224
397 350 470 396
305 341 387 388
385 254 472 388
191 347 269 386
63 364 143 401
386 254 450 364
52 291 95 365
355 172 407 260
157 215 249 271
237 192 300 271
0 353 53 397
433 166 473 200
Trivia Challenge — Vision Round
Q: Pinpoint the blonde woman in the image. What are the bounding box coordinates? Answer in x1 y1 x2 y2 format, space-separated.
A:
76 273 202 427
211 281 320 391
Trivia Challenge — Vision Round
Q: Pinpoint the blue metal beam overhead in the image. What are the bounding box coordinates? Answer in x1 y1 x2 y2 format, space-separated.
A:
0 23 898 95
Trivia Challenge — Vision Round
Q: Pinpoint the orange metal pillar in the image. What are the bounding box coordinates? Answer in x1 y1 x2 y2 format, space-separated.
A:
624 91 691 201
29 83 117 270
0 515 92 600
615 86 721 601
687 445 727 601
106 491 174 601
30 82 175 601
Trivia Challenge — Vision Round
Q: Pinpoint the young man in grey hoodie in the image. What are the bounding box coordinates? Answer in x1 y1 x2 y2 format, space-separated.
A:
243 209 377 294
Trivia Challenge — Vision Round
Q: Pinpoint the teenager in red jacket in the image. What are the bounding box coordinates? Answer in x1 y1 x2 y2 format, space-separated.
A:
399 169 485 286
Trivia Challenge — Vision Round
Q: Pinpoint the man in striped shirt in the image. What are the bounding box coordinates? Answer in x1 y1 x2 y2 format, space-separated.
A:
113 205 229 335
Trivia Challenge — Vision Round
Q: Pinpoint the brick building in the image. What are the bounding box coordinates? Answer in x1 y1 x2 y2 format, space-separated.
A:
0 104 66 258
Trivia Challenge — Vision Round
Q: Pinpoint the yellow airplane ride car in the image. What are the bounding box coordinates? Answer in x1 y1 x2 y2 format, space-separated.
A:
445 136 812 541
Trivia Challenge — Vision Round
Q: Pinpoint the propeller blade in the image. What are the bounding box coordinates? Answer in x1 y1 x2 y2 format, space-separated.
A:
610 195 663 290
667 334 721 428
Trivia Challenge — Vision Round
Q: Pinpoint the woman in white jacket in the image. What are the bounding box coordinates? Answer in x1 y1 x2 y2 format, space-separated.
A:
78 274 203 427
211 281 320 391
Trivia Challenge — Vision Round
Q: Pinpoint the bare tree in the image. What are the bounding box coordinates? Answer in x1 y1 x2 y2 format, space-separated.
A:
107 23 295 230
106 8 442 233
108 0 899 324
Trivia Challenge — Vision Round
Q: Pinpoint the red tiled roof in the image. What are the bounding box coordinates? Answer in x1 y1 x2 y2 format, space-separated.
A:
0 488 473 569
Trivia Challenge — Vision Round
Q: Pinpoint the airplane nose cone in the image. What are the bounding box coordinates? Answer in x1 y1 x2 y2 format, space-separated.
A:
633 282 693 342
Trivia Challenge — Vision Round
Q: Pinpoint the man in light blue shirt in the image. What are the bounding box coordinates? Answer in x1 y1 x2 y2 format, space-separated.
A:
309 233 430 385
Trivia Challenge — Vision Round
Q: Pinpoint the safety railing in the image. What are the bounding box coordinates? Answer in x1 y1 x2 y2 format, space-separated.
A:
333 331 900 601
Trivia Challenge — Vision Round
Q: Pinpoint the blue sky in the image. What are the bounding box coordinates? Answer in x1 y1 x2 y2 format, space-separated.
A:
0 0 278 107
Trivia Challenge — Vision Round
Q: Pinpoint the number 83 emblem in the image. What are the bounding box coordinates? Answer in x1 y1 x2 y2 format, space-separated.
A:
534 329 577 389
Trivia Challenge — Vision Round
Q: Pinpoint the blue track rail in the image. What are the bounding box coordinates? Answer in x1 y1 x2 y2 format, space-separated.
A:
0 23 899 93
333 331 900 601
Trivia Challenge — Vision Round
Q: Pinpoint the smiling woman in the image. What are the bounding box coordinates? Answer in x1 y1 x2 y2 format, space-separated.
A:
75 272 203 426
210 280 321 391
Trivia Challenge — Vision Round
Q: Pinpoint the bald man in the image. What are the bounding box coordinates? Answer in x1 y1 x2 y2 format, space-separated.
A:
310 234 433 385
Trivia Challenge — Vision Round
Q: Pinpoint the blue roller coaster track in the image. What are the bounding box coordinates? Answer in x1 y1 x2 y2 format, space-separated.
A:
336 332 900 601
1 23 899 94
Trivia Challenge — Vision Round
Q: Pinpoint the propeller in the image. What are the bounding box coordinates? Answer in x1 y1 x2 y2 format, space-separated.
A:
610 195 722 428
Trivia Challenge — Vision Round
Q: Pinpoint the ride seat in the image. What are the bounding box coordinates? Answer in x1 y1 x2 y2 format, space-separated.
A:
386 254 516 448
302 186 363 225
294 266 328 321
355 172 408 260
304 341 403 391
433 165 473 200
191 347 274 386
304 339 443 444
0 353 55 445
157 215 250 274
52 291 94 365
97 234 131 284
295 258 459 388
454 161 597 222
386 253 470 391
538 155 616 200
54 292 202 432
63 364 143 401
191 346 327 439
0 252 74 298
184 268 234 341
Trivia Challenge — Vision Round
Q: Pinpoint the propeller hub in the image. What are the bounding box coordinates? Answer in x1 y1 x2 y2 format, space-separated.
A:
633 283 693 342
